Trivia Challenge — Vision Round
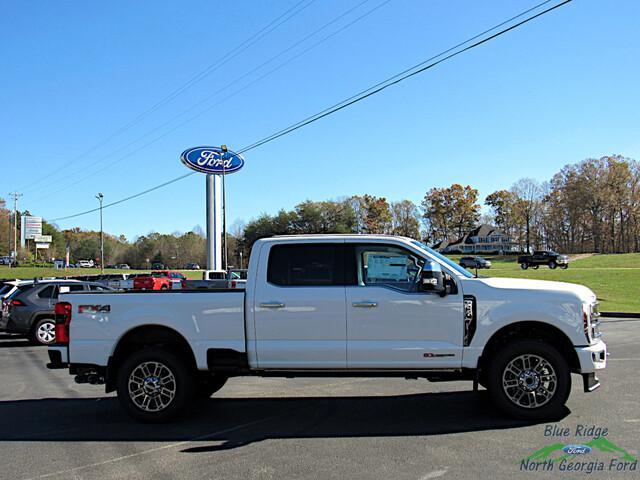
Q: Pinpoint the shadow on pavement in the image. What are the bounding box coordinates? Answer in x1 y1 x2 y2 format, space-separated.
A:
0 333 30 348
0 391 567 450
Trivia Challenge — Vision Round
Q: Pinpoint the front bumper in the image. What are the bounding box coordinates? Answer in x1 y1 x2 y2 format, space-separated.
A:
575 339 607 373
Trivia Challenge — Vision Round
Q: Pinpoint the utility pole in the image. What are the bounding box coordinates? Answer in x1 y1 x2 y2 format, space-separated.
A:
95 193 104 273
8 192 22 264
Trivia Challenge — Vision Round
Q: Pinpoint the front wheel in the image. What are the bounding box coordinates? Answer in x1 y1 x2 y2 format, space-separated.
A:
487 340 570 420
561 264 568 269
520 263 529 270
116 348 195 423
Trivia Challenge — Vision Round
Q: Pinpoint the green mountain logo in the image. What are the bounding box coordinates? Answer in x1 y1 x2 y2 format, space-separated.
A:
523 437 637 463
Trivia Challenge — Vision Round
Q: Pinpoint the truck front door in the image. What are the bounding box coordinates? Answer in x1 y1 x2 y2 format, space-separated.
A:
253 242 347 369
345 243 464 369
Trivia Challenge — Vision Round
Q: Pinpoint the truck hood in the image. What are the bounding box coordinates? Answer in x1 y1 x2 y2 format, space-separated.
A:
478 277 596 304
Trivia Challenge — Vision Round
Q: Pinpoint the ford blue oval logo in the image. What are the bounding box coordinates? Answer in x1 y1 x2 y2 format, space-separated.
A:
562 445 592 455
180 146 244 175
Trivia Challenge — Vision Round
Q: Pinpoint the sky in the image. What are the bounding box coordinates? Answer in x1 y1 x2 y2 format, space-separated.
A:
1 0 639 240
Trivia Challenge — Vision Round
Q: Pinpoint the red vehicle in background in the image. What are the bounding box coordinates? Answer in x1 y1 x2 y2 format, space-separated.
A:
133 271 187 290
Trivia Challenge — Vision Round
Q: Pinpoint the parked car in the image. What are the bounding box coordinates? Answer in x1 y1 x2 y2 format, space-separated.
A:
184 263 200 270
49 234 606 423
518 251 569 270
0 256 17 266
459 256 492 269
151 262 165 270
77 260 94 268
116 264 131 270
133 271 187 290
2 280 113 345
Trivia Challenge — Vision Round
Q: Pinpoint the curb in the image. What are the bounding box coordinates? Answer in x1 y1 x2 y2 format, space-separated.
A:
601 312 640 319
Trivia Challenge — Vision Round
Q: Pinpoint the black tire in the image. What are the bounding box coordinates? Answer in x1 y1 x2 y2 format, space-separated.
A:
561 264 568 270
30 318 56 345
520 263 529 270
549 261 557 269
532 265 539 270
196 375 228 398
116 348 195 423
160 285 169 290
487 340 570 421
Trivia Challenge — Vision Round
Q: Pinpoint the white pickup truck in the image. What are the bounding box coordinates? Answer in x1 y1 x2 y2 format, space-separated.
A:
48 235 607 423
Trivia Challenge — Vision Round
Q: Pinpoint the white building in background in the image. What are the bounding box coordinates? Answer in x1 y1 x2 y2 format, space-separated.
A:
434 224 519 254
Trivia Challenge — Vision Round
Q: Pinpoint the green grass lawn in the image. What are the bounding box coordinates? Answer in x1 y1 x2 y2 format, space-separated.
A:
449 253 640 313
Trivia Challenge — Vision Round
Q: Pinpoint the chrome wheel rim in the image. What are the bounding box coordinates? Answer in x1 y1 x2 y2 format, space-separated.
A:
502 354 557 409
37 321 55 344
128 361 176 412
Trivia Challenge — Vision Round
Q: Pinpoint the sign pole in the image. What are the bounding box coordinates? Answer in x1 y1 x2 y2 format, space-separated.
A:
205 174 223 270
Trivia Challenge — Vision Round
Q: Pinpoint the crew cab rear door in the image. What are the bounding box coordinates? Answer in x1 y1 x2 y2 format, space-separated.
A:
253 241 347 369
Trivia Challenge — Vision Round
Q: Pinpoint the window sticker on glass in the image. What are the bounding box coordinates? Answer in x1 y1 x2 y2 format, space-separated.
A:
365 254 411 281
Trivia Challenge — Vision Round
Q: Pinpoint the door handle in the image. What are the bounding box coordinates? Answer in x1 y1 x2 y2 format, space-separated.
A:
260 302 285 309
352 301 378 308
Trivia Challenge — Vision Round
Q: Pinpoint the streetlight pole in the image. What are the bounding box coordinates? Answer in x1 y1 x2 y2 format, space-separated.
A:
95 193 104 273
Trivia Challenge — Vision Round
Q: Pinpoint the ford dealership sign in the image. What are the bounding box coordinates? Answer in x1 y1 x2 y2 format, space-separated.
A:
180 146 244 174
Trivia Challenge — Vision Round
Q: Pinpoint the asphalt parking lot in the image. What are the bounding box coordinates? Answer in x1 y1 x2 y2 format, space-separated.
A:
0 319 638 480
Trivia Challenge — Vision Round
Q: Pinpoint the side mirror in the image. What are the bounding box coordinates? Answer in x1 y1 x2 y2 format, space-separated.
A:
420 262 446 296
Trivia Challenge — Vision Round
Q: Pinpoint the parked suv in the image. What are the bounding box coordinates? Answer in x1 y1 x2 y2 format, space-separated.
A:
518 251 569 270
459 256 492 269
2 280 113 345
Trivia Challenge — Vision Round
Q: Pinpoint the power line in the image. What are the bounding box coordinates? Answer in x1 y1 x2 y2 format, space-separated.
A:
18 0 315 194
48 0 571 223
33 0 381 202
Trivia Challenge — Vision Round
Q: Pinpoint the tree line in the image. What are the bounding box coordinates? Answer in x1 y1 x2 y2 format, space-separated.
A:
1 154 637 267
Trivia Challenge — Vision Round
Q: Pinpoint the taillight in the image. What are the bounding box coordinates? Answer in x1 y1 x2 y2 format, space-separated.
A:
231 280 237 289
54 302 72 345
10 299 25 306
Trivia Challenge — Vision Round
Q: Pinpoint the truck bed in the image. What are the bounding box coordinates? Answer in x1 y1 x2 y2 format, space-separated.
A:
62 289 246 370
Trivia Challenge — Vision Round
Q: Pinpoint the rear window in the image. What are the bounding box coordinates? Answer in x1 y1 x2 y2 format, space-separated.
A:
267 244 344 286
37 285 56 299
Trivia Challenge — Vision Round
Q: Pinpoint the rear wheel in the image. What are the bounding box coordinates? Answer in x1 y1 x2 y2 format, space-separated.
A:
487 340 570 420
520 263 529 270
160 285 169 290
116 348 195 423
549 261 557 269
31 318 56 345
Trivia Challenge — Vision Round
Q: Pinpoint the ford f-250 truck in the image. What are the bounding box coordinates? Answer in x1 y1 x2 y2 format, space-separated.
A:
47 235 607 423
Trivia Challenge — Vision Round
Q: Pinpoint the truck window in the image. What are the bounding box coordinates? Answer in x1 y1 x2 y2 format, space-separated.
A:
267 244 345 286
354 245 424 292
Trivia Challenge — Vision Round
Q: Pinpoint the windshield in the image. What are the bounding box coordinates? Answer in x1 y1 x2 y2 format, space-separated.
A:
410 240 474 278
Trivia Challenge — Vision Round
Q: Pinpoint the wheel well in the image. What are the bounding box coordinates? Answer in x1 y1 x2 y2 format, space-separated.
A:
479 321 580 377
30 314 54 331
106 325 196 392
